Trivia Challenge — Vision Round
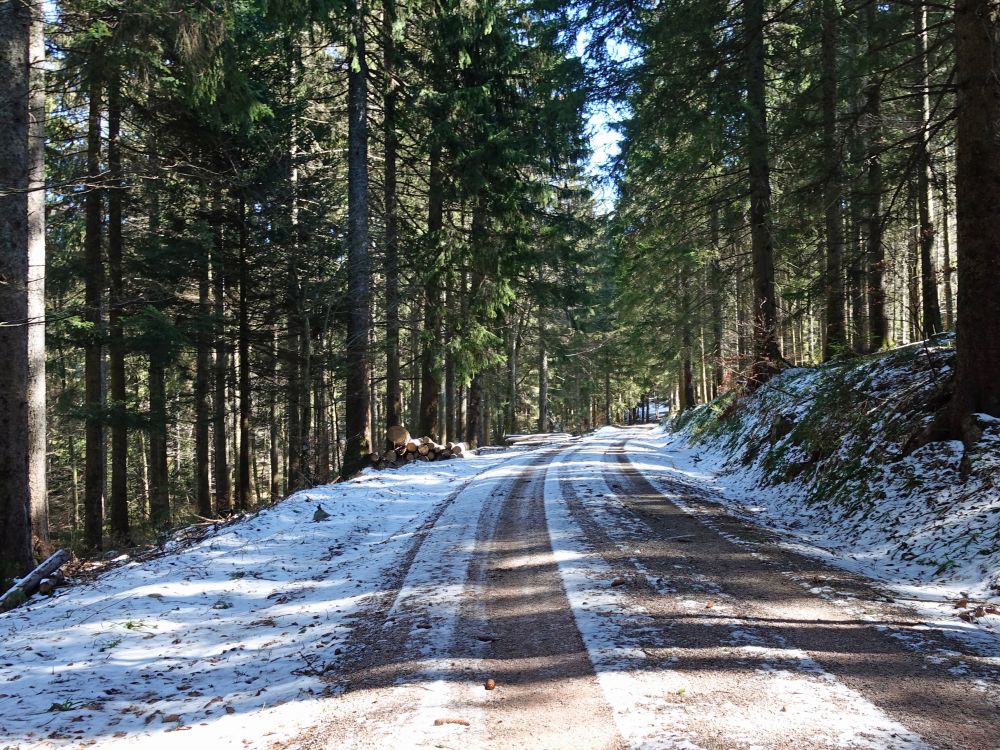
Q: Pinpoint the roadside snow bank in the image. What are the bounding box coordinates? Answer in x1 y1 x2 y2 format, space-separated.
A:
0 452 515 750
632 336 1000 626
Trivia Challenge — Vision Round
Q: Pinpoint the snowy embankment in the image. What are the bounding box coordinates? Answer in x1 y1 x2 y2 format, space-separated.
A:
629 336 1000 637
0 450 519 749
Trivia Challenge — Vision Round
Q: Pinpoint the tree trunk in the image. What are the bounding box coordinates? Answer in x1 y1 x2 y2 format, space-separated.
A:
212 200 231 515
915 0 942 337
83 75 105 551
940 147 955 329
342 0 372 477
300 303 312 479
148 352 170 528
538 316 548 432
865 2 887 352
409 303 421 429
944 0 1000 425
822 0 845 359
419 145 444 440
908 188 921 341
383 0 403 443
0 0 45 579
104 72 131 543
466 372 483 448
505 318 518 434
604 367 611 426
269 325 281 498
746 0 781 385
681 311 696 411
237 200 251 510
194 212 212 517
444 272 456 442
710 207 724 392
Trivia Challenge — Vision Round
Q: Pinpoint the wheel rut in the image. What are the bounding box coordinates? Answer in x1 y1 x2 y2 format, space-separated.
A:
293 445 622 749
582 436 999 750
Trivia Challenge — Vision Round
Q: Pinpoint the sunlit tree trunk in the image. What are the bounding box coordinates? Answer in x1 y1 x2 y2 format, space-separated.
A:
0 0 45 578
342 0 372 476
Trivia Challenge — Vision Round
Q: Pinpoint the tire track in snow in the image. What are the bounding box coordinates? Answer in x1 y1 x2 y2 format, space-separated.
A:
296 446 574 748
544 430 930 749
609 428 999 749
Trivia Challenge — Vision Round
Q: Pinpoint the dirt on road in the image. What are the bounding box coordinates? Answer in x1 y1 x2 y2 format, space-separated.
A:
292 430 999 750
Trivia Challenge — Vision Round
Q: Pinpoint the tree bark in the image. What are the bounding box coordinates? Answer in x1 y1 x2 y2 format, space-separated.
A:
865 0 887 352
538 316 548 432
147 351 170 528
383 0 403 444
914 0 942 337
505 316 518 434
212 205 231 515
0 0 45 579
944 0 1000 426
444 271 456 442
940 150 955 329
419 145 444 440
746 0 781 385
269 325 281 498
237 199 252 510
466 372 483 447
681 276 696 411
710 207 724 392
341 0 372 477
194 215 212 517
83 75 105 551
822 0 845 359
105 71 130 543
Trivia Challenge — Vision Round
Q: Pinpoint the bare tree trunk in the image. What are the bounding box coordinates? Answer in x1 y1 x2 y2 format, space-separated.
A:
914 0 942 337
908 188 922 340
105 72 131 543
681 302 696 410
237 199 251 510
212 198 231 514
83 75 105 550
194 217 212 517
148 351 170 528
269 325 281 499
505 318 518 434
822 0 845 359
940 0 1000 427
538 316 548 432
0 0 45 578
383 0 403 443
444 272 456 442
342 0 372 476
604 365 611 426
746 0 781 385
300 303 312 479
710 207 724 393
865 1 887 351
419 145 443 440
409 303 421 428
940 148 955 330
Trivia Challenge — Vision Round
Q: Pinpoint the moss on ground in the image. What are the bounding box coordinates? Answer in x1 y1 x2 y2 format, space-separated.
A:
680 337 955 514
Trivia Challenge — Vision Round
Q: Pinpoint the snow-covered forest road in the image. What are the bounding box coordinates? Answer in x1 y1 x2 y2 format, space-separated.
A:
4 428 999 749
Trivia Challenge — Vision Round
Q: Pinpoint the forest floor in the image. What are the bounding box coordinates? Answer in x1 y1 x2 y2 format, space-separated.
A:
3 422 1000 748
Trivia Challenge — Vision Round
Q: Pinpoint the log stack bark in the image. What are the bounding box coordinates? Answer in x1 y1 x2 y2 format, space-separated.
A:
368 427 468 470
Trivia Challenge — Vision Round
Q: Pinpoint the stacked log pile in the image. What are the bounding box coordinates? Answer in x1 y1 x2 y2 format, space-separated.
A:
369 426 468 470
